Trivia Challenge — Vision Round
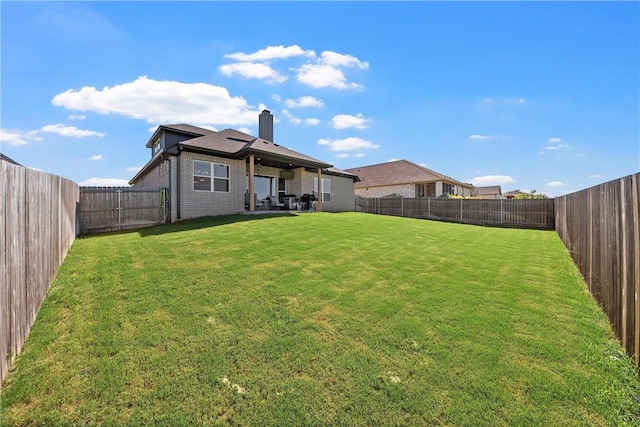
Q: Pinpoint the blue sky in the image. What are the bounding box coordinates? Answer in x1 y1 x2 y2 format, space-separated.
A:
2 1 638 195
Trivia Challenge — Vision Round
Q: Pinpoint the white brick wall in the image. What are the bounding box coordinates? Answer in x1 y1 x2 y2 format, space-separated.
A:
355 184 414 198
177 152 245 219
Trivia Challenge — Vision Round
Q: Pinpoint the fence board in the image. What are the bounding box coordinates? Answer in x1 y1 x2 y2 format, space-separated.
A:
0 161 10 384
355 196 554 229
79 187 168 234
555 172 640 364
0 160 79 388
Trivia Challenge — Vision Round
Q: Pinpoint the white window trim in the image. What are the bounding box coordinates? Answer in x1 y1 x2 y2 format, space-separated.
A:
193 160 230 193
314 177 332 203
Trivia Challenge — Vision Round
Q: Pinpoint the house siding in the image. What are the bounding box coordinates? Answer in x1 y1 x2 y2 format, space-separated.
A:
355 182 472 198
131 160 170 189
355 184 415 198
325 174 356 212
177 152 245 219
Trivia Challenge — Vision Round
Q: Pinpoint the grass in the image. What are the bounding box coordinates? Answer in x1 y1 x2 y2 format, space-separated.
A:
1 212 638 426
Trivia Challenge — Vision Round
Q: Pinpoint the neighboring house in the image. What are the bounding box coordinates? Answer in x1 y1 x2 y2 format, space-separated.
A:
130 110 358 221
345 159 474 198
471 185 503 199
0 153 21 166
504 190 525 199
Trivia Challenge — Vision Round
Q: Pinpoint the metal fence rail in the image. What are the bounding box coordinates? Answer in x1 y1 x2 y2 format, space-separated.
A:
79 187 169 234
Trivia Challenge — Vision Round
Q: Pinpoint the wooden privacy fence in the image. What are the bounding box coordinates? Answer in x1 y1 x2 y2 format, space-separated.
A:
1 161 79 387
356 196 555 229
555 173 640 364
79 187 169 234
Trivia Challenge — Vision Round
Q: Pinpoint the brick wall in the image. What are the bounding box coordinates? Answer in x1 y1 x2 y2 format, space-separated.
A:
177 152 245 219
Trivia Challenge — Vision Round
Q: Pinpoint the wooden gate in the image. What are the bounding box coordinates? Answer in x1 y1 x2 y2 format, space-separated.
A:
79 187 169 234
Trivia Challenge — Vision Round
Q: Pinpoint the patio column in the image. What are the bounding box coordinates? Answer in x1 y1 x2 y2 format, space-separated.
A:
317 168 322 212
248 154 255 211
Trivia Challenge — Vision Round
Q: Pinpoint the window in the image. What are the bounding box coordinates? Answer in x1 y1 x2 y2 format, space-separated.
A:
314 177 331 203
278 178 286 201
193 160 229 192
442 183 454 195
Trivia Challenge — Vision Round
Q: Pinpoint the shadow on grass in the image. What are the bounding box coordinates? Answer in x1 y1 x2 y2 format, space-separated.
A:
137 212 298 237
76 212 299 239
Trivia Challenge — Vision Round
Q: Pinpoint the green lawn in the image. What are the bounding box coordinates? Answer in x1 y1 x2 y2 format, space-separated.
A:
1 212 638 426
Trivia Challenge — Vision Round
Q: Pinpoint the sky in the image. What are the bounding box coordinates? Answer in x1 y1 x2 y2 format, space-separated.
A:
1 1 639 196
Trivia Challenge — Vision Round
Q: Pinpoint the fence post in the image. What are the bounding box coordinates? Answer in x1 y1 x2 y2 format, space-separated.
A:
401 197 404 217
500 199 504 225
428 197 431 219
117 188 122 231
460 198 463 222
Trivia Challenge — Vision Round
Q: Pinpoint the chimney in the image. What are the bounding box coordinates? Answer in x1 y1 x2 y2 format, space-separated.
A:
259 109 273 142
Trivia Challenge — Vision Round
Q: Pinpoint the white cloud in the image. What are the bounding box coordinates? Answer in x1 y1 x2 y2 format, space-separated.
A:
0 128 42 146
545 144 569 150
224 45 315 62
41 124 105 138
468 175 515 186
281 109 301 124
79 177 130 186
545 137 569 150
589 174 602 179
89 154 103 160
52 76 261 127
546 181 564 187
305 118 321 126
468 134 492 140
296 64 363 90
126 166 142 173
319 51 369 69
331 113 369 129
68 114 86 120
284 96 324 108
387 158 402 162
335 152 366 158
237 127 252 135
318 137 379 151
219 62 287 83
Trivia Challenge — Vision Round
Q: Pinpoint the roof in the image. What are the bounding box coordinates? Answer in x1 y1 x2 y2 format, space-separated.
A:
345 159 473 189
0 153 21 165
473 185 502 196
131 124 337 184
180 128 332 169
145 124 215 148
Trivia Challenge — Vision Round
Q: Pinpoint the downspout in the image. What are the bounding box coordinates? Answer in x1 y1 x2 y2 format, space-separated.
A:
248 154 255 211
167 157 172 223
176 152 181 219
317 169 322 212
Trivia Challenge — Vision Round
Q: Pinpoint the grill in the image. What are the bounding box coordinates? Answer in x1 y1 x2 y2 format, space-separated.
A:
300 192 317 211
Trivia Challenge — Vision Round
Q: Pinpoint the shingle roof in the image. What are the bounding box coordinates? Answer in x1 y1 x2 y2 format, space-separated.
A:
474 186 502 195
0 153 21 165
345 159 472 189
179 128 332 168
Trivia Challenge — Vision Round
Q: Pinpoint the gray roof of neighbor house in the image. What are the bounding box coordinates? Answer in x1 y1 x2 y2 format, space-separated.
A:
1 153 21 165
345 159 473 189
131 124 344 185
473 185 503 196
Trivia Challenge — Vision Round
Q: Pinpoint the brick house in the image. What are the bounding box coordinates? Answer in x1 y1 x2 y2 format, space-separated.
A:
130 110 359 221
345 159 474 198
471 185 504 199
